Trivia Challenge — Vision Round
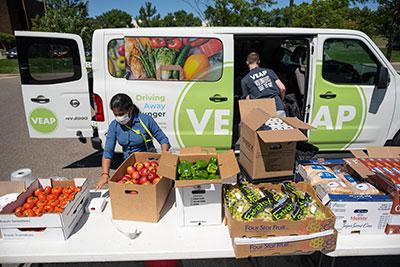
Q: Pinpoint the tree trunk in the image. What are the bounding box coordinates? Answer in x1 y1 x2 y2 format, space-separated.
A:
288 0 294 26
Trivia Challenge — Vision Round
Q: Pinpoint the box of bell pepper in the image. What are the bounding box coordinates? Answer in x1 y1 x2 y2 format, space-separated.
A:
158 147 240 187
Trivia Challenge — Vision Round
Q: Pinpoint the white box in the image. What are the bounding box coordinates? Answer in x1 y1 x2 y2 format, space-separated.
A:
0 178 90 240
316 189 392 235
175 184 222 226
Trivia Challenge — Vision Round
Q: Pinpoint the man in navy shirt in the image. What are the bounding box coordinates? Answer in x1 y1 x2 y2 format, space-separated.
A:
241 52 286 117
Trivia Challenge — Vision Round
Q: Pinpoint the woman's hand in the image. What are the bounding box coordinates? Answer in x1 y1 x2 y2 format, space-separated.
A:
95 173 110 190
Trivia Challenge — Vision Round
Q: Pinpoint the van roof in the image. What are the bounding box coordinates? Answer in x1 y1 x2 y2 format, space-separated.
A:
95 27 367 38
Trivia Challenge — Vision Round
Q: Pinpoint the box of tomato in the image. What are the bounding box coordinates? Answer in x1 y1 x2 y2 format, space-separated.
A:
0 178 89 240
108 152 173 223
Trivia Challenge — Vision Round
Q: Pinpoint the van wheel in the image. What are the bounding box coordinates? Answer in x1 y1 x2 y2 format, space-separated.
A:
392 133 400 146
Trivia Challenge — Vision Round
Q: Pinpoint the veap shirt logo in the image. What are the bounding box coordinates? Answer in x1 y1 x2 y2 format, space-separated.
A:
251 70 273 92
29 108 58 133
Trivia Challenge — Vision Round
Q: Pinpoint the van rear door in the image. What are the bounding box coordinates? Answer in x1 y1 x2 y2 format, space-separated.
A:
15 31 92 138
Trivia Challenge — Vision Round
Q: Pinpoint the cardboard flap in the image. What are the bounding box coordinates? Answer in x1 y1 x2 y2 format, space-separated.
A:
345 158 374 178
175 179 221 187
217 150 240 179
282 117 314 130
243 108 272 131
350 149 369 158
0 181 25 196
257 129 308 143
366 146 400 158
180 147 217 155
158 152 178 180
239 99 277 119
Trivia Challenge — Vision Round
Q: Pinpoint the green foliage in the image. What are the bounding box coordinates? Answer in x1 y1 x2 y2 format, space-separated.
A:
0 59 19 74
0 32 16 50
31 0 93 48
95 9 132 28
135 1 162 27
162 10 202 26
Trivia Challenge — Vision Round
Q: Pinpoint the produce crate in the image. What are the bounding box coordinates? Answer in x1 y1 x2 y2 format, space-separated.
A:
0 178 89 240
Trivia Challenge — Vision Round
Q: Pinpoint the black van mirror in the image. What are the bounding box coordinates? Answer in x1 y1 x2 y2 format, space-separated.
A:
377 66 389 89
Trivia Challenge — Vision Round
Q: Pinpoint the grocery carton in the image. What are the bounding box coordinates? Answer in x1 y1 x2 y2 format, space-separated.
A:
158 148 240 226
0 178 89 240
238 99 313 179
346 146 400 234
109 152 173 223
297 159 392 235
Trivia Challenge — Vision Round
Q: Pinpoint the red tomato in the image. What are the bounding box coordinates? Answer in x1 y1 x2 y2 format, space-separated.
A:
27 196 38 204
44 186 52 195
138 176 148 185
52 186 62 195
23 202 34 210
143 161 151 168
59 200 69 208
38 192 47 201
15 206 25 217
148 172 158 182
34 207 44 217
23 209 36 217
36 200 47 208
47 194 57 201
66 194 74 201
48 199 59 207
34 188 44 197
54 206 64 213
62 187 72 195
43 204 54 213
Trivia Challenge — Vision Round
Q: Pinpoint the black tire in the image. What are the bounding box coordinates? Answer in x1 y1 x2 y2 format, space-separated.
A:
392 132 400 146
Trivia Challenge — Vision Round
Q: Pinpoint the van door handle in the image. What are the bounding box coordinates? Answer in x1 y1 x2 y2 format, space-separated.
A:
31 95 50 104
209 94 228 102
319 91 336 99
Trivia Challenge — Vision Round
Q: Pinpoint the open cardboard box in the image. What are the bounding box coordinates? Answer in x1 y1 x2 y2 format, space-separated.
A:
297 159 392 235
109 152 173 223
345 146 400 234
158 147 240 226
0 178 89 240
225 182 335 238
225 182 336 258
238 99 313 179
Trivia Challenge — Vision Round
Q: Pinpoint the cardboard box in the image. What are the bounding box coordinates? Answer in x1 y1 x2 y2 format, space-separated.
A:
298 159 392 235
159 148 240 226
238 99 313 179
0 178 89 240
346 146 400 234
225 182 335 238
109 152 172 223
232 230 337 258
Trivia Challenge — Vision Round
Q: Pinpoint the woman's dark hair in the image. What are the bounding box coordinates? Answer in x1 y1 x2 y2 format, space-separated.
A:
110 93 139 113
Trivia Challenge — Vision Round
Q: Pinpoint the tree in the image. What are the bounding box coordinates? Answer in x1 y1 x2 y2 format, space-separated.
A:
135 1 162 27
31 0 94 48
161 10 202 26
0 32 16 50
95 9 132 28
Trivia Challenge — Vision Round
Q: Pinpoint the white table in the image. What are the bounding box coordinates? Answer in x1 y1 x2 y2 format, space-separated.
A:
1 191 399 263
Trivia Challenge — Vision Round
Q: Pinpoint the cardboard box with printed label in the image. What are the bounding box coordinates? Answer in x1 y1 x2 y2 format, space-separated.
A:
225 182 337 258
109 152 173 223
238 99 313 180
345 146 400 234
0 178 89 241
297 159 392 235
159 147 240 226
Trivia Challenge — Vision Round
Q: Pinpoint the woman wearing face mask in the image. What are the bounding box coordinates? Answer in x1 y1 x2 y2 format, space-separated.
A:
95 93 170 189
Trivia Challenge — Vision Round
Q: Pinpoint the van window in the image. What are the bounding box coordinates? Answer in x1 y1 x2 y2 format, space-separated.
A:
322 39 380 85
108 37 223 81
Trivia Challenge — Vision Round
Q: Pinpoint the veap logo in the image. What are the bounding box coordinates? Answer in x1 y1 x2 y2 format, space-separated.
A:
186 109 230 135
29 108 58 133
312 105 356 130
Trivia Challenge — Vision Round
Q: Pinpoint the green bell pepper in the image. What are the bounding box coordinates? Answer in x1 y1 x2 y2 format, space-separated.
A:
193 159 208 170
208 173 220 180
193 169 209 180
206 163 218 174
178 160 192 175
209 157 218 165
180 168 192 179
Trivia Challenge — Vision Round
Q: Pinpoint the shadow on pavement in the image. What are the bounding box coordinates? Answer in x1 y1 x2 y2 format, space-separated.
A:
63 151 124 170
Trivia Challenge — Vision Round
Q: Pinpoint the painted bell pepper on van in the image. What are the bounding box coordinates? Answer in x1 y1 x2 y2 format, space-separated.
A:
14 28 400 152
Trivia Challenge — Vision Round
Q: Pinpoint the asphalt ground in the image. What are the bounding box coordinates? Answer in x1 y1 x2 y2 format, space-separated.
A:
1 75 399 267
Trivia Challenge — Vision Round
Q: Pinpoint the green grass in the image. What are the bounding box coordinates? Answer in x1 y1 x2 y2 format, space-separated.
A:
0 59 19 74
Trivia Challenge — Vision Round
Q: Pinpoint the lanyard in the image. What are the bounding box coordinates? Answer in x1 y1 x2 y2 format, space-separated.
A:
124 118 154 150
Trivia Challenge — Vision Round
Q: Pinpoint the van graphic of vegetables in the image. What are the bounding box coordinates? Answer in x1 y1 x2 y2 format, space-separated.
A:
116 37 223 81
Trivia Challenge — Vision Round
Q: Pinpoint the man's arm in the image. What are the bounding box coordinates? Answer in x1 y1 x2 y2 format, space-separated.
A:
241 79 250 99
276 79 286 100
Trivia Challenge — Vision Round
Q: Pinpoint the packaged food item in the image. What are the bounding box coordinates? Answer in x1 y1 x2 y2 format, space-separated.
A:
224 182 325 222
302 165 338 186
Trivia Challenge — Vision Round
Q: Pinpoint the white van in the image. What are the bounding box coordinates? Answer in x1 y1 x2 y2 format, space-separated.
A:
15 27 400 152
